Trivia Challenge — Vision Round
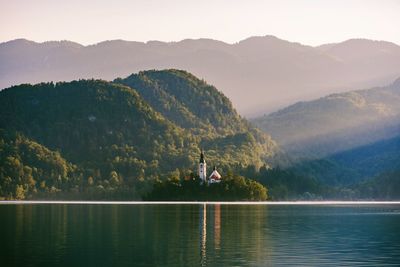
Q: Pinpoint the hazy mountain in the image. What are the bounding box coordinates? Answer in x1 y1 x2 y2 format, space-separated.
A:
356 169 400 200
253 77 400 158
0 70 278 199
292 134 400 186
2 36 400 115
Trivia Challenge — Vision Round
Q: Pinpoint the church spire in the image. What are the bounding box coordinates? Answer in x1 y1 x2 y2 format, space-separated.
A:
199 149 205 163
199 149 207 183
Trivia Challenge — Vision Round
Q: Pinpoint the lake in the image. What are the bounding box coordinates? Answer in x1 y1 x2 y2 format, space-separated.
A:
1 202 400 266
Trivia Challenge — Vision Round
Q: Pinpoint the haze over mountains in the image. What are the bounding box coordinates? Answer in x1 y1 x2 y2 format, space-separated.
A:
2 36 400 115
253 77 400 158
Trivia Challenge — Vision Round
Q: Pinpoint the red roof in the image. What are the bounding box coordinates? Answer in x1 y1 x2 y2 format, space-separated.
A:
209 170 222 180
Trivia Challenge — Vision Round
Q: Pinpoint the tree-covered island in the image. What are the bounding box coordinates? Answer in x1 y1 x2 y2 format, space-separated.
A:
145 150 268 201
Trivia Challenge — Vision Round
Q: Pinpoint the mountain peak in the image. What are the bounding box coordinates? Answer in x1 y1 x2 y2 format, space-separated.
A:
41 40 84 49
326 38 400 53
237 35 287 45
0 39 84 49
92 39 145 48
115 69 245 136
0 38 38 47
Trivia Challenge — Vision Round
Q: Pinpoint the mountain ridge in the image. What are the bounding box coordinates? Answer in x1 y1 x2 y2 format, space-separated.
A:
286 133 400 191
2 35 400 115
253 77 400 158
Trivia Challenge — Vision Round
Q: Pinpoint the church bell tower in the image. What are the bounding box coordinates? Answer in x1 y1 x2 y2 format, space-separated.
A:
199 149 207 184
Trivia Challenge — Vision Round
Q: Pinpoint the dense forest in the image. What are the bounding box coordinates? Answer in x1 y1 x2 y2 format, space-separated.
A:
145 174 268 201
1 69 398 200
0 70 278 200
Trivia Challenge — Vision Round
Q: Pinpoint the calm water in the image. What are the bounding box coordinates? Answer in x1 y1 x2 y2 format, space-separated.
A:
1 203 400 267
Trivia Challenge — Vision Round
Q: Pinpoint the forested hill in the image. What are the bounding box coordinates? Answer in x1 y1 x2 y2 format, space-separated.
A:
0 80 187 167
114 69 246 136
115 70 278 166
252 78 400 197
253 77 400 158
0 70 278 199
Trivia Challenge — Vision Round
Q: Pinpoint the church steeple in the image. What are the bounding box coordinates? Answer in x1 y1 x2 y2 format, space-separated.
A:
199 149 205 163
199 149 207 184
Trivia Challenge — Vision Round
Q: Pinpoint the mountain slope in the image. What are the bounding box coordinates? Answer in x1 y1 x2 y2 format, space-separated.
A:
0 70 278 199
292 135 400 186
356 170 400 200
0 79 188 168
114 70 278 167
2 36 400 115
253 77 400 157
114 69 247 136
0 131 78 199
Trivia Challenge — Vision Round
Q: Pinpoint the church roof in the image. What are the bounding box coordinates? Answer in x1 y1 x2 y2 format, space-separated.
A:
209 169 221 180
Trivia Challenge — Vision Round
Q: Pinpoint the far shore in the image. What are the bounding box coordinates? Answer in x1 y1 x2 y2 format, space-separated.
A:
1 200 400 205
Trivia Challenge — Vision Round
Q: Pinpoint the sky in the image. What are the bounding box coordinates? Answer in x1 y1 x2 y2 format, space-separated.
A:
1 0 399 46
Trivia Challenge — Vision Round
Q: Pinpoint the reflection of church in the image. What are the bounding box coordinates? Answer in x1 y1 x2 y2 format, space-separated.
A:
198 150 222 185
199 204 221 266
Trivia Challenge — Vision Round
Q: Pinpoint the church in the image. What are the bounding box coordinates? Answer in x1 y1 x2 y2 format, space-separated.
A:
198 150 222 184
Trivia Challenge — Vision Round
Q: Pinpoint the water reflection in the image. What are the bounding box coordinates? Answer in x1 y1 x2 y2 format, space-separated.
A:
1 204 400 267
199 203 207 266
214 204 221 250
199 204 223 266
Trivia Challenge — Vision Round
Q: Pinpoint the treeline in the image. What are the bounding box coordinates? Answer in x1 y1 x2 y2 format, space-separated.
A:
3 128 397 201
355 170 400 199
0 131 150 200
145 173 268 201
1 128 397 201
229 164 323 200
229 164 400 200
0 130 268 200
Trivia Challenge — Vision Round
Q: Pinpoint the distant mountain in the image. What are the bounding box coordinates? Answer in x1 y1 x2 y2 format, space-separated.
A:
0 70 278 199
1 36 400 115
292 135 400 186
355 169 400 200
253 77 400 158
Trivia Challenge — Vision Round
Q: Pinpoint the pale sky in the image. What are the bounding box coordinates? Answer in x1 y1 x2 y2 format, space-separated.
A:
1 0 399 46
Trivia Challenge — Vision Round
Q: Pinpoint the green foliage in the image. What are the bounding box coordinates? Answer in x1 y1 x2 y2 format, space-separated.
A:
238 165 324 200
145 173 268 201
0 70 278 200
2 69 396 200
115 69 278 169
0 131 78 199
252 80 400 155
355 170 400 199
290 135 400 186
115 69 246 136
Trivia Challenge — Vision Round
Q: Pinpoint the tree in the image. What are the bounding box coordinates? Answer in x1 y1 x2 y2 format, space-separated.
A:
109 171 120 186
15 185 25 200
87 176 94 186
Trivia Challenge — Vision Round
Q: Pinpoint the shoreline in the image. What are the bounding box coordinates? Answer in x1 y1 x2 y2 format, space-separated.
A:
1 200 400 205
